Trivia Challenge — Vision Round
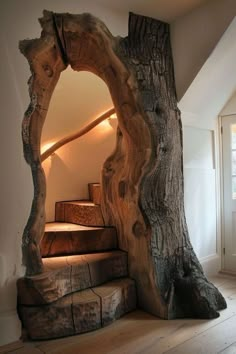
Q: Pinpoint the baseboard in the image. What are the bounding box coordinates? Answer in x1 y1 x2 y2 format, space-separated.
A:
0 309 21 347
219 270 236 277
200 254 221 276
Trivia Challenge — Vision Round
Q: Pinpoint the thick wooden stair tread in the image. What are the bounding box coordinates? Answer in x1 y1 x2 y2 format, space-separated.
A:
64 201 96 206
41 222 117 257
18 278 136 340
17 251 128 305
55 200 104 226
18 181 137 340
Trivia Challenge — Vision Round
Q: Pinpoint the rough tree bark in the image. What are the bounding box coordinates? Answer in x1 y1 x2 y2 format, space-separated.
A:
20 10 226 318
101 13 226 319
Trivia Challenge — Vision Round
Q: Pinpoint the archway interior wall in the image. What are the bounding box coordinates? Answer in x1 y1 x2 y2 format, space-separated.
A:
41 67 116 222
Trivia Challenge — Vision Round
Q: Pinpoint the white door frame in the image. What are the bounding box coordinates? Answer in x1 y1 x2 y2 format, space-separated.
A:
219 113 236 274
219 115 225 271
213 116 223 272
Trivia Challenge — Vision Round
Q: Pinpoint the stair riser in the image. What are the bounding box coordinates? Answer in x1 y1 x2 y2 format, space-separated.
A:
99 280 137 327
55 202 104 226
18 253 128 305
18 289 100 340
41 228 117 257
88 183 101 205
18 279 136 340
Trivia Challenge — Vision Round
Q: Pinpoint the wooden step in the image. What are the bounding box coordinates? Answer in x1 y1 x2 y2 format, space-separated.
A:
40 222 117 257
55 200 104 226
17 251 128 305
88 183 101 205
18 278 136 340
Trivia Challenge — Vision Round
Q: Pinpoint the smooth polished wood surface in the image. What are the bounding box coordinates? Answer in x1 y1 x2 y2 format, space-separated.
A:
3 275 236 353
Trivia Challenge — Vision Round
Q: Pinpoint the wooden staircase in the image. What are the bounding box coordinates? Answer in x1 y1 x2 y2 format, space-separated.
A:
17 183 136 340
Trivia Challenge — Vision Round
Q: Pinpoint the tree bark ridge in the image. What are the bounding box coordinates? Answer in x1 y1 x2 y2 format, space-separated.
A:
102 12 226 318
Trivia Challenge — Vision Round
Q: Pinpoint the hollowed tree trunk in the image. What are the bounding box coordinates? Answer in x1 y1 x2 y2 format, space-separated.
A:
20 10 226 318
101 13 226 319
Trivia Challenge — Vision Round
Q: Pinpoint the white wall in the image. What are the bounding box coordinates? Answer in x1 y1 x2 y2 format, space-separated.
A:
171 0 236 100
174 3 236 276
183 126 216 253
42 69 113 143
177 17 236 119
183 123 219 274
43 124 116 221
221 91 236 116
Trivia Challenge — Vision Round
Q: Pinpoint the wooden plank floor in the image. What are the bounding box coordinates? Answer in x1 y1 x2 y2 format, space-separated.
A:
1 275 236 354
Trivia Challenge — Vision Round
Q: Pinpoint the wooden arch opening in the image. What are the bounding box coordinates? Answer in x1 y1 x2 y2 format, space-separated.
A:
40 68 116 222
20 10 226 320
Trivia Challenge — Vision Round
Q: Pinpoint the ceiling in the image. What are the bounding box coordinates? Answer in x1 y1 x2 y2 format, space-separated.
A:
98 0 212 22
179 17 236 119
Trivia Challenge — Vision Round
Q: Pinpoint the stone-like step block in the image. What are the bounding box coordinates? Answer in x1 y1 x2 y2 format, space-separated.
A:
55 200 104 226
18 278 136 340
94 278 137 327
88 183 101 205
17 251 128 305
41 222 117 257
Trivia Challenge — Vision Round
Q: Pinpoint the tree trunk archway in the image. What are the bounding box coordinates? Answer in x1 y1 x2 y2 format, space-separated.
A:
20 10 226 320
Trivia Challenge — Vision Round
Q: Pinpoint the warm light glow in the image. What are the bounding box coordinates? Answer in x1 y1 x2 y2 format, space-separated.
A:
41 141 56 155
97 119 113 134
108 113 118 130
41 142 56 174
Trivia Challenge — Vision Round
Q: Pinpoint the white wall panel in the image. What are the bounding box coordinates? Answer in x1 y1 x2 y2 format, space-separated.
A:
183 125 219 271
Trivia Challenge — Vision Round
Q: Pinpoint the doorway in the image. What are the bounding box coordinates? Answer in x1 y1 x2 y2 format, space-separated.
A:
221 114 236 272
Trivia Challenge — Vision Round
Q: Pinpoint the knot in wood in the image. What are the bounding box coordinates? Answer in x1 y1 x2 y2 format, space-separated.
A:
42 64 53 77
132 221 145 238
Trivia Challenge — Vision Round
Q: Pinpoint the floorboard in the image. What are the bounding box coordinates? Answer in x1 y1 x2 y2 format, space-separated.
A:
1 275 236 354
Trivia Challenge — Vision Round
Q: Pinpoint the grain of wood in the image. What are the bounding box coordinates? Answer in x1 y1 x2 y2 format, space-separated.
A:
88 183 102 205
12 277 234 353
92 278 137 327
41 222 117 257
56 201 105 226
0 341 24 353
101 12 226 319
4 345 42 354
83 251 128 286
72 289 101 334
20 10 225 320
18 278 136 341
19 294 75 340
18 251 128 305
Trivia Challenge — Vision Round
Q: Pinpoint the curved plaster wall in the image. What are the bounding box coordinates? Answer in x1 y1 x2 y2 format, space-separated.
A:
41 68 116 221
